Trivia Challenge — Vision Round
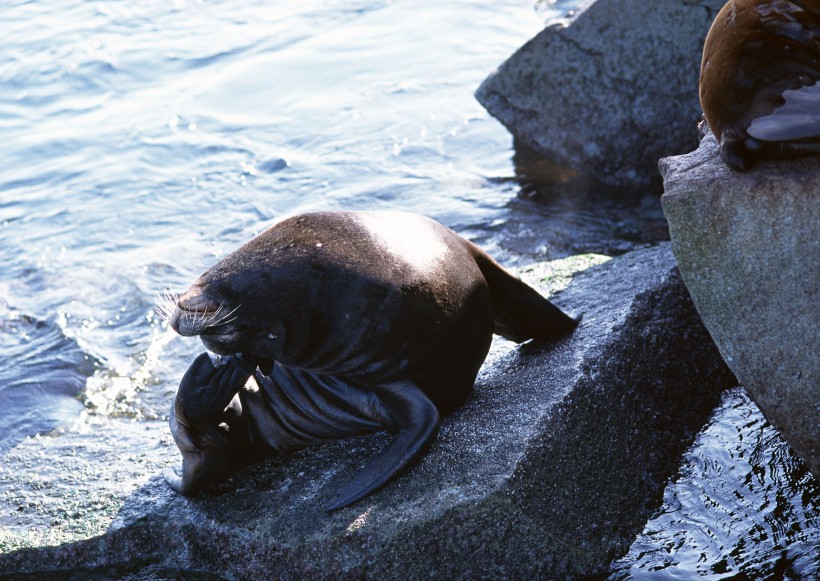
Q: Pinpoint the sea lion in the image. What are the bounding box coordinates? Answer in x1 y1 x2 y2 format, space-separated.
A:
164 210 579 509
699 0 820 170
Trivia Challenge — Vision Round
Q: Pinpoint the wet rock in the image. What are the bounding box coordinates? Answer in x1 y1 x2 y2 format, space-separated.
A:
0 244 736 579
476 0 724 193
661 129 820 479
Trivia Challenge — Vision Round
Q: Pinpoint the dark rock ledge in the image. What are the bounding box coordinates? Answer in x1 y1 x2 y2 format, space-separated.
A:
0 244 736 579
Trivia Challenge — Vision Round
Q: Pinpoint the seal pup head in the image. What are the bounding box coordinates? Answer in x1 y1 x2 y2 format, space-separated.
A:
699 0 820 170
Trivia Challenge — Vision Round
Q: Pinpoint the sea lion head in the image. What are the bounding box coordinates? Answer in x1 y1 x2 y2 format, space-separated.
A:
160 237 287 373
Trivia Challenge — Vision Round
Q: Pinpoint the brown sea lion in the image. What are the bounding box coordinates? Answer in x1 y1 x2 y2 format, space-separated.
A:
700 0 820 170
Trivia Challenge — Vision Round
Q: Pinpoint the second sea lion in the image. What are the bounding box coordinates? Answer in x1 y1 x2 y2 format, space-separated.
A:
699 0 820 170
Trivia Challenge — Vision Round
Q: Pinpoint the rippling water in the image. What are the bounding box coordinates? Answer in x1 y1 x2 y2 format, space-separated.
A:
609 388 819 579
1 0 815 575
1 0 559 436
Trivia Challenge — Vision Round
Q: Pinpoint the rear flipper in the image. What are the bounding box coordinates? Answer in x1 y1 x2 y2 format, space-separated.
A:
472 245 580 343
738 83 820 167
326 380 440 510
747 84 820 143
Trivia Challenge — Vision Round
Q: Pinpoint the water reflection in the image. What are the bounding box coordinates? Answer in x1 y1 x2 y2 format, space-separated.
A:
609 388 819 579
462 186 668 267
0 307 97 452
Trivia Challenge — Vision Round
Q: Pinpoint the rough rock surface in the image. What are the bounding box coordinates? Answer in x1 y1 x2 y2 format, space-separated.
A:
0 244 736 579
476 0 725 193
661 130 820 478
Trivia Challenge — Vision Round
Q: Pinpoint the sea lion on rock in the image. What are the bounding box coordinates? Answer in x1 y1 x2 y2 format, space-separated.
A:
164 211 578 509
699 0 820 170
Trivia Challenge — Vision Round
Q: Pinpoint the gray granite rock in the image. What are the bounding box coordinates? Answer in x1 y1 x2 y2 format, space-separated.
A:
0 245 736 579
661 130 820 478
476 0 725 193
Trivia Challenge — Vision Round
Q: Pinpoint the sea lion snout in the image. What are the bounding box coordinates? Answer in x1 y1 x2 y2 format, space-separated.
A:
170 284 237 338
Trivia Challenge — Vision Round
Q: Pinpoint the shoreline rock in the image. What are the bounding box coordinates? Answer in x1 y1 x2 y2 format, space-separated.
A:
661 130 820 479
476 0 725 194
0 244 736 579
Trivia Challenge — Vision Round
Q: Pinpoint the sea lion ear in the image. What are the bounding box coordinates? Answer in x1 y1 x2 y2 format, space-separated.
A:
325 380 440 511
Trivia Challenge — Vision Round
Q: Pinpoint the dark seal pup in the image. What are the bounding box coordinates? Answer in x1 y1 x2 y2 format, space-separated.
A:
700 0 820 170
164 210 579 509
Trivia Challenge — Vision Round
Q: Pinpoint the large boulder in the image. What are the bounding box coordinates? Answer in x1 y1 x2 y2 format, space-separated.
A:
661 130 820 478
0 245 736 579
476 0 725 193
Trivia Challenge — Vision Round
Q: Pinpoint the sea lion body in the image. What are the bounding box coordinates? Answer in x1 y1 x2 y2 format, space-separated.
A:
165 211 579 508
699 0 820 170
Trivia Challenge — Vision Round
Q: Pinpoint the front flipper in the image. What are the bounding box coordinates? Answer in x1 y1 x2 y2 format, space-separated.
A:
748 84 820 143
326 380 440 510
164 399 239 495
178 352 252 425
165 352 251 495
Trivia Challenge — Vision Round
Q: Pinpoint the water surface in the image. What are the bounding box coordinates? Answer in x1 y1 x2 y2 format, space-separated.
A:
1 0 563 438
610 389 818 579
1 0 815 575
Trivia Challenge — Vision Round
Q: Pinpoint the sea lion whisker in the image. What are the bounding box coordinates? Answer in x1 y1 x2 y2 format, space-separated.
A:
197 302 224 328
205 304 242 328
155 288 181 323
179 301 242 333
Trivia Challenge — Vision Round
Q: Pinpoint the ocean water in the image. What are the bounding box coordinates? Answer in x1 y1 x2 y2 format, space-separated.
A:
609 389 819 580
0 0 816 576
0 0 558 441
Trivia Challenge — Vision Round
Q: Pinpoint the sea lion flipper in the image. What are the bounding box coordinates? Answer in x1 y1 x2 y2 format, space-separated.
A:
178 352 251 425
164 465 193 495
471 245 579 343
326 380 440 510
748 84 820 142
166 353 250 496
165 400 233 496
